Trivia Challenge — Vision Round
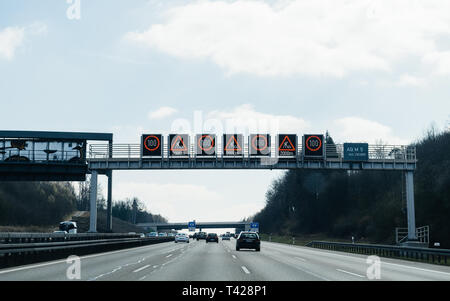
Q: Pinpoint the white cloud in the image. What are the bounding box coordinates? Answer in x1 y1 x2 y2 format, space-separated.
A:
396 74 427 87
0 27 25 60
0 23 47 61
205 104 309 135
332 117 408 145
114 182 228 221
423 51 450 75
148 106 178 120
125 0 450 77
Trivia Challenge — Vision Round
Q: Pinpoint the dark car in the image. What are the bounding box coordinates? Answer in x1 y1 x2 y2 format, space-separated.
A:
196 232 207 240
206 233 219 243
236 232 260 251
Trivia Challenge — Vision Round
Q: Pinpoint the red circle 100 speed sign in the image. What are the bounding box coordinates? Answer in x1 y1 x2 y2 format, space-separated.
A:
142 134 162 156
303 134 324 158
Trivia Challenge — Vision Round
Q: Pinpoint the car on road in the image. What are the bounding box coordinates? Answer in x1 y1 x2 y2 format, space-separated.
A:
206 233 219 243
147 232 158 237
159 232 167 237
196 232 207 240
236 231 260 251
175 233 190 243
222 234 231 240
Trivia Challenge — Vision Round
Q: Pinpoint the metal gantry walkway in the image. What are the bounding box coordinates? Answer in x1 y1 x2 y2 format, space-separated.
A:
87 143 416 171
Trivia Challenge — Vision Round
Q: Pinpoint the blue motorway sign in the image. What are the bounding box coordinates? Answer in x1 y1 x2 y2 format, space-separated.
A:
344 143 369 161
250 222 259 230
188 221 196 231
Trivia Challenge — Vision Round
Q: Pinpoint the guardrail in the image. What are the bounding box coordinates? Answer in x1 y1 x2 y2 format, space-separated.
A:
0 236 174 269
306 241 450 266
0 232 141 244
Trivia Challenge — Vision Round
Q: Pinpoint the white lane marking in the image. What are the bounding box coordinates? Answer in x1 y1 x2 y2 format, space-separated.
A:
88 266 122 281
263 252 330 281
0 242 174 275
133 265 151 273
241 266 251 274
264 242 450 277
381 262 450 276
232 255 237 259
153 265 158 268
166 254 173 258
336 268 365 278
295 256 307 262
139 276 146 280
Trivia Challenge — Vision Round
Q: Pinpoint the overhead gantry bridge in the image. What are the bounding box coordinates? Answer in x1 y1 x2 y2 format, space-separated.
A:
0 131 419 244
136 221 252 233
86 134 417 243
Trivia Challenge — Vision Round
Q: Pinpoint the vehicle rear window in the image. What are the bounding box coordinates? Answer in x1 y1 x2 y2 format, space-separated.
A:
240 233 258 239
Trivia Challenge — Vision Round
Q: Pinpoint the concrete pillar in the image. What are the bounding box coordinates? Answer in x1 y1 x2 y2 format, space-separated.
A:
88 170 98 233
106 170 113 232
406 171 417 241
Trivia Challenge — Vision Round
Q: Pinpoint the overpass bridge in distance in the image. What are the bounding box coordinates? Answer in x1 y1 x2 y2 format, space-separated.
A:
136 222 253 232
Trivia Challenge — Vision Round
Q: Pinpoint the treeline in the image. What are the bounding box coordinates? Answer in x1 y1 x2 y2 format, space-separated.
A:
107 198 168 224
0 180 167 229
76 179 168 224
254 129 450 248
0 182 77 226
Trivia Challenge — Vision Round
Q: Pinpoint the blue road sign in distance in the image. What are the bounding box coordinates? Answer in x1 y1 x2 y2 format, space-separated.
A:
344 143 369 161
250 222 259 229
188 221 196 231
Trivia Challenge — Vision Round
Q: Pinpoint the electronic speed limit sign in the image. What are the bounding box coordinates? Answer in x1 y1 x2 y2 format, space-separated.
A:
142 134 162 156
303 134 324 159
196 134 216 156
249 134 271 156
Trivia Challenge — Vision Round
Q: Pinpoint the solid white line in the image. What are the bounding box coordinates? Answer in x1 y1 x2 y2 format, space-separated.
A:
336 268 365 278
241 266 251 274
232 255 237 259
381 262 450 276
166 254 173 258
265 242 450 276
133 265 151 273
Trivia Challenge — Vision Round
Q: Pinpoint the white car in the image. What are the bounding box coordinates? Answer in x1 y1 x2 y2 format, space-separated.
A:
175 233 189 243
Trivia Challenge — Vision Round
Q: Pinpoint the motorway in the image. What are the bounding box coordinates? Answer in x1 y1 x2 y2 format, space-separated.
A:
1 239 450 281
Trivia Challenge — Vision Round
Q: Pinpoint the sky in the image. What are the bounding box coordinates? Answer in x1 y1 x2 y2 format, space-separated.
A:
1 0 450 225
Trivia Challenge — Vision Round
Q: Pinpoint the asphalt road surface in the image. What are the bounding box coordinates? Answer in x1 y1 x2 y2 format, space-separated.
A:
1 239 450 281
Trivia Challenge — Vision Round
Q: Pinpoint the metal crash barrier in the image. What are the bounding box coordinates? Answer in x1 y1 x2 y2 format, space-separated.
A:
0 234 174 268
306 241 450 266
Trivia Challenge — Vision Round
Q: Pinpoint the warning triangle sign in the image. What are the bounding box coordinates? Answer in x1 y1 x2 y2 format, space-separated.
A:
279 135 295 151
225 135 242 151
171 135 188 152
